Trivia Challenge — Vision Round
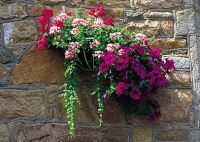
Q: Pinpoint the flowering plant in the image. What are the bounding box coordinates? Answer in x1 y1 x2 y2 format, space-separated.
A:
35 4 175 136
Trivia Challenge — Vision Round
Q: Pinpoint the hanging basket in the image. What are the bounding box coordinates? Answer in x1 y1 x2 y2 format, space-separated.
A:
77 37 96 71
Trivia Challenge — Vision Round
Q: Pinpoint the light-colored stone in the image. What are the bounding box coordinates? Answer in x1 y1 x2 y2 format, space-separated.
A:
0 89 45 120
11 48 65 84
9 2 27 18
0 2 27 19
133 127 152 142
160 20 174 36
86 0 130 7
167 71 190 87
155 129 188 141
144 11 173 19
176 9 195 36
129 20 160 36
27 3 43 17
0 125 9 142
133 0 182 9
151 38 187 49
3 20 37 46
0 2 9 19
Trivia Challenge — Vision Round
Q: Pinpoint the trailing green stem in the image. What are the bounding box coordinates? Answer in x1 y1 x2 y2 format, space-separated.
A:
61 59 79 137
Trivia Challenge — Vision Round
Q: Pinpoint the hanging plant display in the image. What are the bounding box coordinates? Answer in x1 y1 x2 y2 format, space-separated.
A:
35 4 175 136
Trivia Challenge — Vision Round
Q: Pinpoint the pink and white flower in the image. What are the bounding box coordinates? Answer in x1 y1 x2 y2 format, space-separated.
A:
90 40 100 48
54 13 71 22
92 19 105 28
65 50 77 59
72 18 88 27
135 33 148 42
93 51 104 58
110 32 122 40
68 42 81 51
49 25 61 34
70 28 79 35
106 43 120 52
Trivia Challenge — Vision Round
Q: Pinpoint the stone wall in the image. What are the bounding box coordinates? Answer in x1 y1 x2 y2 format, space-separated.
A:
0 0 199 141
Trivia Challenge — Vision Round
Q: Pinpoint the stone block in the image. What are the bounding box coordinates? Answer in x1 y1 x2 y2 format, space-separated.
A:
11 48 65 84
3 20 37 46
151 38 187 49
132 127 153 142
155 129 188 141
176 9 195 36
0 89 46 120
27 2 43 17
0 125 10 142
129 20 160 36
132 0 182 9
14 123 130 142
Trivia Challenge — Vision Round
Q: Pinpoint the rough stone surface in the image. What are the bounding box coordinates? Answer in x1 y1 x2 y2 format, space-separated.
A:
106 8 124 19
11 48 65 84
167 71 190 87
151 38 187 49
176 9 195 36
144 11 174 19
129 20 160 36
155 129 188 141
0 89 45 120
156 89 192 123
133 0 182 9
86 0 130 7
189 129 200 142
0 2 9 19
57 85 97 124
27 3 43 17
0 66 6 80
14 123 130 142
160 20 174 36
3 20 37 46
133 127 153 142
9 2 27 18
0 48 16 64
0 124 9 142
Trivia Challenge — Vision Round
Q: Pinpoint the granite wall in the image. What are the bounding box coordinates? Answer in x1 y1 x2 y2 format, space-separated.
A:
0 0 199 141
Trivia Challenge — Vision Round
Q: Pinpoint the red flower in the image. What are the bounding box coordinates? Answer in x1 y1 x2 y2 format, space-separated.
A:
66 11 73 16
35 36 48 51
103 17 115 26
89 4 105 18
42 8 53 17
37 16 51 26
54 21 64 28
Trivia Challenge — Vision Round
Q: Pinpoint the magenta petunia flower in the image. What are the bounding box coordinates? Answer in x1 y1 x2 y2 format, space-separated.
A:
102 52 115 65
162 58 175 72
149 48 162 58
116 82 127 96
130 88 142 100
133 44 144 55
99 63 109 73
